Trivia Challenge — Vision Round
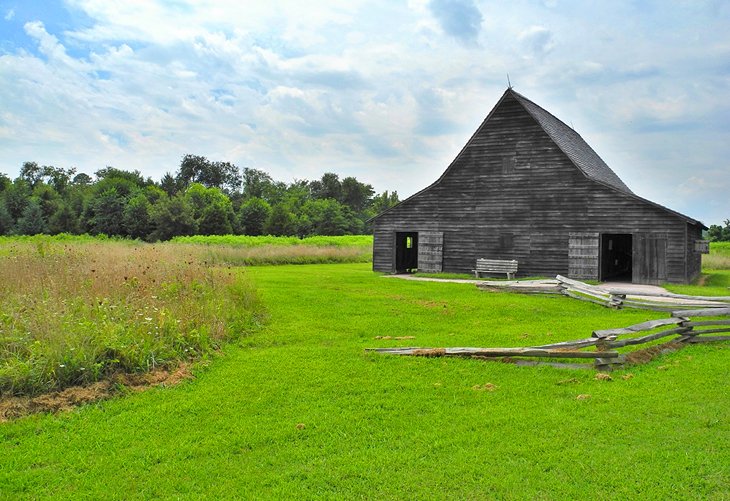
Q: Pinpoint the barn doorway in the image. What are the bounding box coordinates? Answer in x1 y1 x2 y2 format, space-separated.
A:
395 232 418 273
600 234 632 282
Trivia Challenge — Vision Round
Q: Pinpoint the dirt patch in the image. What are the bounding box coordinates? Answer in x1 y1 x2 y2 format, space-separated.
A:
625 341 686 365
696 274 710 287
415 300 449 310
0 364 194 422
413 348 446 357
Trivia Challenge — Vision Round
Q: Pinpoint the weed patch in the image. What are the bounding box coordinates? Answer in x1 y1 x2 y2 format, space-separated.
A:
0 240 263 397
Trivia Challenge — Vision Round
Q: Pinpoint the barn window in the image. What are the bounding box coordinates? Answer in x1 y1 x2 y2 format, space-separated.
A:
502 156 515 173
499 233 514 250
514 141 531 169
406 236 413 249
515 158 531 169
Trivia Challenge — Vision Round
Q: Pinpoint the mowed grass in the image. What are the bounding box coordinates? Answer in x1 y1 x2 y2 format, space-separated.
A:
1 263 729 498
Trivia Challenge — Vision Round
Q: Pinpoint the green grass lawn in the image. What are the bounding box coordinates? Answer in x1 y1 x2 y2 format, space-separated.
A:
1 263 729 499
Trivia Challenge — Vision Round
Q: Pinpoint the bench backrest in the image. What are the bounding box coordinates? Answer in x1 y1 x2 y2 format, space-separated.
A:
476 259 518 272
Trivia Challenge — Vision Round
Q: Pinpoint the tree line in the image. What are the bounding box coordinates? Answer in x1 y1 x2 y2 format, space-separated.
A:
707 220 730 242
0 155 400 240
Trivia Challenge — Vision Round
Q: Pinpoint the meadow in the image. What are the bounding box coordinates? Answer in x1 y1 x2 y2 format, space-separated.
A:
0 235 370 398
0 237 728 498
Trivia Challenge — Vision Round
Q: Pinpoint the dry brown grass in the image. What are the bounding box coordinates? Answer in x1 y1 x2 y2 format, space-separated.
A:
702 253 730 270
195 243 372 266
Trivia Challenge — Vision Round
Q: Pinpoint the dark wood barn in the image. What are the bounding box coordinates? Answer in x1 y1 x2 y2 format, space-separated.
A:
371 88 706 284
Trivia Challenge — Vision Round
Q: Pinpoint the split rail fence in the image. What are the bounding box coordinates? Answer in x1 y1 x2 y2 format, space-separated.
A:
554 275 730 311
369 307 730 371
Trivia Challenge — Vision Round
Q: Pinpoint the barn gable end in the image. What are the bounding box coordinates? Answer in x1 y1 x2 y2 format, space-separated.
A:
372 89 705 284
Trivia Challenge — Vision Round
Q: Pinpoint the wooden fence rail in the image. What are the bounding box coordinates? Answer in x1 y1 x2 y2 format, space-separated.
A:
555 275 730 312
368 307 730 371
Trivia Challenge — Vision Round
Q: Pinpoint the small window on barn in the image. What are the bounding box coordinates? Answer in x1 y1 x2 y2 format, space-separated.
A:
502 156 516 173
406 236 413 249
694 240 710 254
515 154 531 170
499 233 514 250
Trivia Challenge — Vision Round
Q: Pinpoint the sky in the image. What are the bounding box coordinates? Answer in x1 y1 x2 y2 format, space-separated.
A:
0 0 728 225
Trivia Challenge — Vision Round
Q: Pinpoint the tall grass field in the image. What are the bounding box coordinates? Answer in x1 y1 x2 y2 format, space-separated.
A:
171 234 373 266
0 236 728 498
0 237 263 396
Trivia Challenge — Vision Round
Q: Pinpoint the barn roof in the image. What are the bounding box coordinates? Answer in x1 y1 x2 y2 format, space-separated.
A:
508 89 634 195
371 88 705 228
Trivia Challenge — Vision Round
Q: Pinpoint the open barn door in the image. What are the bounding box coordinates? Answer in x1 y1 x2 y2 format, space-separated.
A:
568 232 599 280
417 232 444 273
633 234 667 285
395 232 418 273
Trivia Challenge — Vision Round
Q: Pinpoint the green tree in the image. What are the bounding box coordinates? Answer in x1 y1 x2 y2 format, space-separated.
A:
301 199 348 236
141 185 167 204
159 172 179 196
123 193 154 240
42 165 76 194
264 204 297 236
72 173 93 186
310 172 342 201
370 190 400 215
176 154 242 194
239 197 271 236
149 195 197 241
3 179 31 222
0 173 10 193
48 202 79 234
32 183 61 221
198 201 234 235
242 167 275 200
84 187 127 236
95 167 150 187
19 161 44 188
0 199 13 235
184 183 236 231
16 199 47 235
707 220 730 242
341 176 374 212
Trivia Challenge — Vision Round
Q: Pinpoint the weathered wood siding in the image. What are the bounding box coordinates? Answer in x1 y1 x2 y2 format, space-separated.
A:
373 93 699 284
417 232 444 272
568 233 599 280
686 222 704 283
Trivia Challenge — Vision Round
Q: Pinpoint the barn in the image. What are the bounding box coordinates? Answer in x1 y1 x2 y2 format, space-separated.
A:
371 88 707 285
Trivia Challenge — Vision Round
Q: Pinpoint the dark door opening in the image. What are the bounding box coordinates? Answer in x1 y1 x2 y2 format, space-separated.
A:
600 233 633 282
395 232 418 273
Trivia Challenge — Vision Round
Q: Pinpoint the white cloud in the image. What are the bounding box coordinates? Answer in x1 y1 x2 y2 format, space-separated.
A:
0 1 728 225
428 0 483 43
518 26 554 58
4 8 14 21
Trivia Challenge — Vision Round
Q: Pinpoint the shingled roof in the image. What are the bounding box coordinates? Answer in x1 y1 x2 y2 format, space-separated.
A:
371 88 704 228
508 89 634 195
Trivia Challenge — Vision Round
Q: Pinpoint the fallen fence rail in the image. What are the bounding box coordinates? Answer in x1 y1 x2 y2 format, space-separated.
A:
368 307 730 370
555 275 730 311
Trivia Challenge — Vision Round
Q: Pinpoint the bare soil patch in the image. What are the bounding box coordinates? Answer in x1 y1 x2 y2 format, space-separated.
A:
0 364 194 422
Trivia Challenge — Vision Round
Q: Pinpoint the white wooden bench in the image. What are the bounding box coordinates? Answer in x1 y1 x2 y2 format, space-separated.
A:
473 259 518 280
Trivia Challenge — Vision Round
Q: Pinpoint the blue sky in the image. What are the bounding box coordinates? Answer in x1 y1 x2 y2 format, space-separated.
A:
0 0 728 225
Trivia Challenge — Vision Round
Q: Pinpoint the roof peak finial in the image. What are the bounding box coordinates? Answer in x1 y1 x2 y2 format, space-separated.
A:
507 73 512 89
